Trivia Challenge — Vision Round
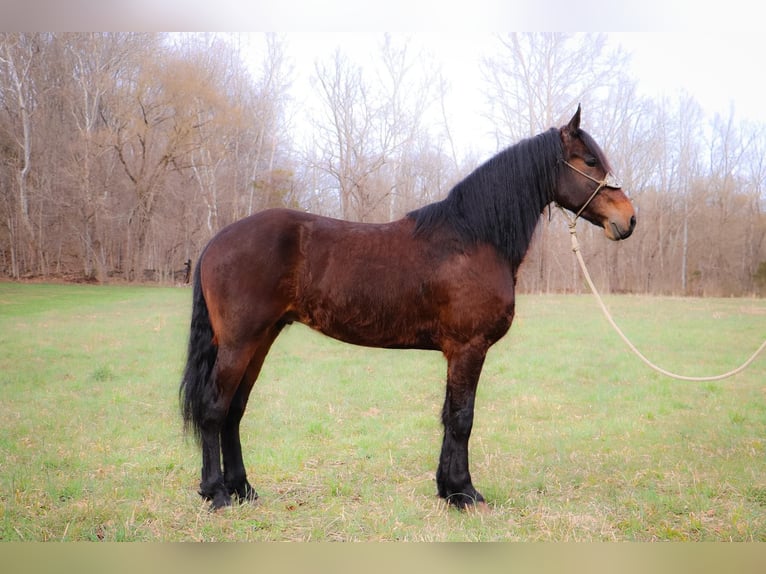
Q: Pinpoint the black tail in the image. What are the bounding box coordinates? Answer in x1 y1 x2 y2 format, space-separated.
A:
179 260 218 444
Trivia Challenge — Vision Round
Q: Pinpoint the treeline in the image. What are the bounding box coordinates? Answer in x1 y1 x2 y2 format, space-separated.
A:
1 33 764 295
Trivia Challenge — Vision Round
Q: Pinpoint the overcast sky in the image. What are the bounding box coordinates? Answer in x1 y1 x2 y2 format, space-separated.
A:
248 31 765 160
610 32 765 124
5 2 763 156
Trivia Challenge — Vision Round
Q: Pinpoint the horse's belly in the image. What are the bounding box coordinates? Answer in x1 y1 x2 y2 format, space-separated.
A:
297 294 441 350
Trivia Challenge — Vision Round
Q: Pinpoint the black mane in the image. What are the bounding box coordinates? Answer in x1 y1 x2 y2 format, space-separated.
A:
407 127 563 268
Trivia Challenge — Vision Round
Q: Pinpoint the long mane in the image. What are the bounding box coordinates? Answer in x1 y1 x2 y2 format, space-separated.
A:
407 127 563 267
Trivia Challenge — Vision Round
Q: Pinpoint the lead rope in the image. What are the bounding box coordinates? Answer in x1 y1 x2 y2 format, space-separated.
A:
565 217 766 382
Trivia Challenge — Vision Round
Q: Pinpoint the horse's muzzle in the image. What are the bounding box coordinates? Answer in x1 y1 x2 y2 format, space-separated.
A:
606 214 636 241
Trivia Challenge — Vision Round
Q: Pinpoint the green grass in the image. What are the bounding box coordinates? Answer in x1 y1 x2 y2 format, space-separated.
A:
1 283 765 540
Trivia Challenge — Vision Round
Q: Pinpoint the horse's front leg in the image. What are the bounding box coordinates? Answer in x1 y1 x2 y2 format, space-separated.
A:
436 345 487 509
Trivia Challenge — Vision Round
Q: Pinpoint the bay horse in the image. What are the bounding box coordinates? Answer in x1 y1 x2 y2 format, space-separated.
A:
180 106 636 511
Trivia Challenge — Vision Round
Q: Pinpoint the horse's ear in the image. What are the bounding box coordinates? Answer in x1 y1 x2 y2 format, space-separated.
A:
567 104 581 132
560 104 582 146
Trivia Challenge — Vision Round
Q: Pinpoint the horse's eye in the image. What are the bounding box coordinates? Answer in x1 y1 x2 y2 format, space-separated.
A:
585 157 597 167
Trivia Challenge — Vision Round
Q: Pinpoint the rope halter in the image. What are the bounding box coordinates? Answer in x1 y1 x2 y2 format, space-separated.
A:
560 160 623 223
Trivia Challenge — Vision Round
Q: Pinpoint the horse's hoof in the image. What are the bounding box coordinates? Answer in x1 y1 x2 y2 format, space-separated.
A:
208 492 232 512
442 490 486 511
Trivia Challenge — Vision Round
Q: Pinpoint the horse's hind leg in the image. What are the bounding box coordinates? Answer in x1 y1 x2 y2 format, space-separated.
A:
198 346 252 510
221 325 283 503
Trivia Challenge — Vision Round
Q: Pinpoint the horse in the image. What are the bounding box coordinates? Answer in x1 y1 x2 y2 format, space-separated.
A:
180 106 636 511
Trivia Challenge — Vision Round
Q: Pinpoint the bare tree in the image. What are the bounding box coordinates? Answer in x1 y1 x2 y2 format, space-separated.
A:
56 33 145 281
483 34 630 143
240 34 294 218
310 36 439 222
741 122 766 294
312 48 385 221
675 96 705 294
701 106 757 294
0 33 40 277
99 34 209 279
173 33 241 235
375 35 440 219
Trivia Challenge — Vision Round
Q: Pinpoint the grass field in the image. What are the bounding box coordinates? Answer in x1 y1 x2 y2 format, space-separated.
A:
1 282 765 541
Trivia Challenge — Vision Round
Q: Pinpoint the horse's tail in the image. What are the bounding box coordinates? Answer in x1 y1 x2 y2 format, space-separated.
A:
179 259 217 444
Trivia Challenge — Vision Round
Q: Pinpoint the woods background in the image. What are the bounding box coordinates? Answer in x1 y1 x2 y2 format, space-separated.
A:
1 32 764 296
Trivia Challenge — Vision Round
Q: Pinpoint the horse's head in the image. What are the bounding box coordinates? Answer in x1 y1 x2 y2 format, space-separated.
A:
555 106 636 241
